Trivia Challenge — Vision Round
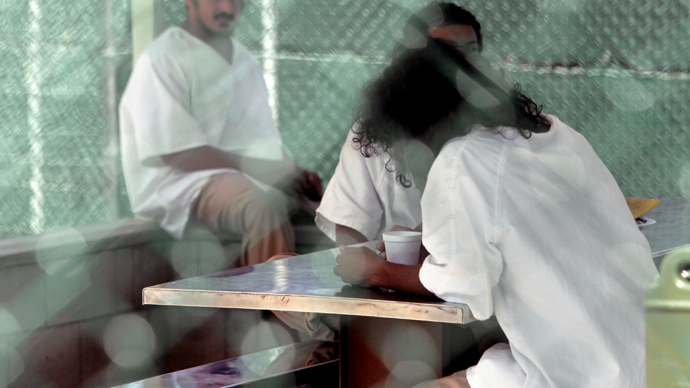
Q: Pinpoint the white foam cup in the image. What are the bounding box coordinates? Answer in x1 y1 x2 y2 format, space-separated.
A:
382 231 423 265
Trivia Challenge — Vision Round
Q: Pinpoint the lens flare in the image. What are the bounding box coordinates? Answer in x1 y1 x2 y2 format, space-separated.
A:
197 237 226 275
388 359 437 386
103 315 157 369
170 240 200 278
241 320 294 374
35 228 87 276
379 324 439 375
0 308 20 338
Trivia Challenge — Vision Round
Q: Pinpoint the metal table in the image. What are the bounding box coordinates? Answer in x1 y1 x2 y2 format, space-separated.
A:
143 241 471 324
142 197 688 387
143 241 473 388
143 197 685 317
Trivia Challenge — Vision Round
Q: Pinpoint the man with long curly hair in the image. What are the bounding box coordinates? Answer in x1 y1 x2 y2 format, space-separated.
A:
316 2 483 247
334 15 656 388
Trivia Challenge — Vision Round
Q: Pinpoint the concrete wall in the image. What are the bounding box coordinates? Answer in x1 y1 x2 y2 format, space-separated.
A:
0 219 331 387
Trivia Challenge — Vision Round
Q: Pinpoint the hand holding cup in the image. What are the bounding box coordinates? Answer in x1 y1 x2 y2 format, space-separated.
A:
382 231 423 266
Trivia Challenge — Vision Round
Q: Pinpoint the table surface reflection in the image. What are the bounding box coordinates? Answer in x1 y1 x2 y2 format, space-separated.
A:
143 197 688 324
641 197 690 265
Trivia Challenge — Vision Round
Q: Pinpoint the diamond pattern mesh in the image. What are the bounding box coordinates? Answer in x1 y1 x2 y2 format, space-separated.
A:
1 0 689 238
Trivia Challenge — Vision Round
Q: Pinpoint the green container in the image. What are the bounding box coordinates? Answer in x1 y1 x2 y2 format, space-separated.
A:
645 247 690 388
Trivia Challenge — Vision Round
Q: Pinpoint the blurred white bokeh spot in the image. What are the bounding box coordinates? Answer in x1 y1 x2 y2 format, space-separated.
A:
379 324 439 373
418 1 444 28
103 315 157 369
392 139 435 189
170 240 200 278
197 237 227 275
241 320 294 374
389 359 437 386
400 23 428 49
0 308 20 337
243 137 285 161
35 227 87 276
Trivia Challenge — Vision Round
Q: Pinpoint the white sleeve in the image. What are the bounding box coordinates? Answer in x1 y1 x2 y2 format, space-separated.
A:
418 139 504 321
120 52 210 166
315 132 385 241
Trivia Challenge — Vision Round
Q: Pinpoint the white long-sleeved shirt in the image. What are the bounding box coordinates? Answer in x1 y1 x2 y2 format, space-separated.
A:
419 115 657 388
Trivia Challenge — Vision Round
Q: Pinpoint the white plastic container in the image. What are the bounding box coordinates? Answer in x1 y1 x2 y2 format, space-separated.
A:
382 231 423 266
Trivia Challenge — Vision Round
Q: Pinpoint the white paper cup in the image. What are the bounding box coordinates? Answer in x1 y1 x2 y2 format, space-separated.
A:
383 231 423 265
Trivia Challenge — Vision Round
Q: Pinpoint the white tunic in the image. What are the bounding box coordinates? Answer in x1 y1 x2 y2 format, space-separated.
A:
316 130 422 241
418 115 657 388
120 27 282 238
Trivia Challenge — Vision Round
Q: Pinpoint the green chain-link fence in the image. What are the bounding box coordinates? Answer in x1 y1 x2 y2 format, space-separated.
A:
1 0 689 239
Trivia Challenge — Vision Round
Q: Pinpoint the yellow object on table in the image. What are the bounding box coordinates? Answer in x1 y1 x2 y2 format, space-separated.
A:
626 198 661 219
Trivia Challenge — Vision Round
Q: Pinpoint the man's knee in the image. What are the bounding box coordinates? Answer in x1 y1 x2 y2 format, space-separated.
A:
241 188 291 226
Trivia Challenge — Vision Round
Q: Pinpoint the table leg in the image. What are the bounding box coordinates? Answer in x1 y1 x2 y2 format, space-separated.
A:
442 317 507 376
340 316 443 388
338 316 503 387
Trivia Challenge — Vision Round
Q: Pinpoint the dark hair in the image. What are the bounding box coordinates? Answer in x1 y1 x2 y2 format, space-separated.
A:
353 39 550 187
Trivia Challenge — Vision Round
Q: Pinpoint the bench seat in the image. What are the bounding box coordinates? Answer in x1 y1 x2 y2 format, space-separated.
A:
113 339 339 388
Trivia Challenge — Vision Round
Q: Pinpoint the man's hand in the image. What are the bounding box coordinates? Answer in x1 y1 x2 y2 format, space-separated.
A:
334 246 385 288
377 224 428 264
334 245 437 298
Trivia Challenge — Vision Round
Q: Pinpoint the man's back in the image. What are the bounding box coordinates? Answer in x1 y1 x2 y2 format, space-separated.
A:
419 115 657 387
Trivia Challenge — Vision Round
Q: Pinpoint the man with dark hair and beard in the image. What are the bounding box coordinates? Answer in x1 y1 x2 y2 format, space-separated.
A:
120 0 322 267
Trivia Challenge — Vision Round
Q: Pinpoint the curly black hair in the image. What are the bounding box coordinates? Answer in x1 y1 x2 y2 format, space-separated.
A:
353 38 550 187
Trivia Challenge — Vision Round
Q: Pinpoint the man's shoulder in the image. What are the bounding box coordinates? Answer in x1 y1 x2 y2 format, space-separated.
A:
144 27 192 58
230 38 261 67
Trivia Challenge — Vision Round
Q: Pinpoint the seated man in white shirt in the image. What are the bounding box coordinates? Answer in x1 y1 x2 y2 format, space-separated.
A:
316 2 483 246
333 33 657 388
120 0 322 268
288 1 504 347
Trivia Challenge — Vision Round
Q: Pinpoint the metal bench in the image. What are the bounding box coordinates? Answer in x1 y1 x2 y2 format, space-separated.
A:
113 339 339 388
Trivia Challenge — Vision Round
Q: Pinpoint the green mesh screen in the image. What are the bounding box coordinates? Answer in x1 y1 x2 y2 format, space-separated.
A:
1 0 689 238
